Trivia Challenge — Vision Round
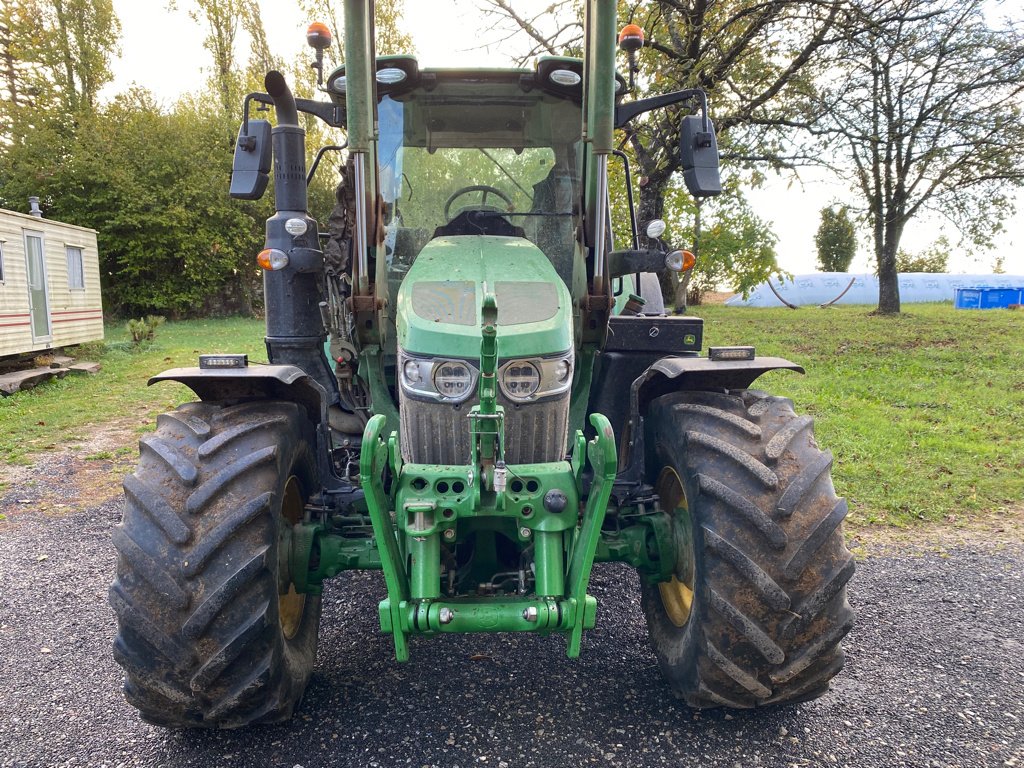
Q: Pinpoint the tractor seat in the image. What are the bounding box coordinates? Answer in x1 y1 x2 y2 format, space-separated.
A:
433 210 526 239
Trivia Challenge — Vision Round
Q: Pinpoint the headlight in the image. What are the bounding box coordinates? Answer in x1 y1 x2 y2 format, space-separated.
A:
403 358 426 385
499 352 573 402
433 360 475 400
399 355 478 403
501 361 541 400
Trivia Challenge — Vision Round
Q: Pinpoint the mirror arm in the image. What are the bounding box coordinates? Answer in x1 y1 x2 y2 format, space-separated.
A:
608 248 666 278
614 88 709 129
245 92 345 128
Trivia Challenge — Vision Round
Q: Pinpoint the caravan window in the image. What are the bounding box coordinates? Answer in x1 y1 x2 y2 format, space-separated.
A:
0 241 5 282
66 246 84 289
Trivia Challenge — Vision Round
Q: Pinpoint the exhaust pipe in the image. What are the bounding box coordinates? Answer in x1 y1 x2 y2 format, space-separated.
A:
264 71 307 214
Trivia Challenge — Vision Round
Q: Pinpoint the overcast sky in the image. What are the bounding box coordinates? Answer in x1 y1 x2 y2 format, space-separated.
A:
104 0 1023 275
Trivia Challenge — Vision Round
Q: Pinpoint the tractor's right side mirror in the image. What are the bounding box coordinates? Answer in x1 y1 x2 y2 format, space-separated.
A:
680 114 722 197
229 119 272 200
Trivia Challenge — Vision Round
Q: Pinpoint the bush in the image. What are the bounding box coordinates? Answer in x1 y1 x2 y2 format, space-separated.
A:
126 315 166 344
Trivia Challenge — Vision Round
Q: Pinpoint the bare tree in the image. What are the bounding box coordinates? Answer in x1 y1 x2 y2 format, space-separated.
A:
812 0 1024 313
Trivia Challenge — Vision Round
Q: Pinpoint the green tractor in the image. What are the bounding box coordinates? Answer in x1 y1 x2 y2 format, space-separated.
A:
111 1 853 728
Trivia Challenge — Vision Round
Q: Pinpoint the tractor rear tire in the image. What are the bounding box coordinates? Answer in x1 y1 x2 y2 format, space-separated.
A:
641 389 854 708
110 400 322 728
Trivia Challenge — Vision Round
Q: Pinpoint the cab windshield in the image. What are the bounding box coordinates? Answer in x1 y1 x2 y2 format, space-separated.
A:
377 79 583 283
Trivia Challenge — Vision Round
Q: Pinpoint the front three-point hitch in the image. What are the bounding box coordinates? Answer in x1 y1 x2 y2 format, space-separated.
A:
358 292 617 660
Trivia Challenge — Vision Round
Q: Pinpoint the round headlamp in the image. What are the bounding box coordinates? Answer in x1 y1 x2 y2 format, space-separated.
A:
554 359 572 383
501 361 542 401
433 360 474 400
403 359 424 385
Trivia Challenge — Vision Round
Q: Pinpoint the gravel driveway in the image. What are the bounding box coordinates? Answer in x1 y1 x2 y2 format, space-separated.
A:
0 458 1021 768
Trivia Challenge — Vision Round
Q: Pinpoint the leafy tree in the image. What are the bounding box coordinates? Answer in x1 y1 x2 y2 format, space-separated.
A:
48 0 120 113
815 205 857 272
812 0 1024 313
0 1 45 116
0 0 119 119
59 92 270 316
654 174 781 305
476 0 846 309
0 0 120 215
180 0 245 117
894 236 949 273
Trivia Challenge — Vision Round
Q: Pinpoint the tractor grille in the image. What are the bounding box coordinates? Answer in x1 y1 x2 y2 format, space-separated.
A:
400 390 569 465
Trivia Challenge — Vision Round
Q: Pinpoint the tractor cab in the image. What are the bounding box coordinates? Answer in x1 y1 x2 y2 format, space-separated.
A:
324 59 593 292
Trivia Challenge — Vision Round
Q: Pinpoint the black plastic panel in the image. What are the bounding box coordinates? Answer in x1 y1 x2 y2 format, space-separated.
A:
605 315 703 354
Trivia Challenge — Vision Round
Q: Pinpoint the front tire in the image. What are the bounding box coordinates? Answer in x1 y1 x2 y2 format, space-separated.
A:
110 401 322 728
641 389 854 707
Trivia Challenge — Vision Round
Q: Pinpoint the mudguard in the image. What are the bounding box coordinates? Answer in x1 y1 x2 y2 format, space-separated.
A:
149 365 328 427
617 354 804 479
631 355 804 408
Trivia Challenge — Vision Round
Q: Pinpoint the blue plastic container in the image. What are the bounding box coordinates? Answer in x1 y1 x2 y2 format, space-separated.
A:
954 286 1024 309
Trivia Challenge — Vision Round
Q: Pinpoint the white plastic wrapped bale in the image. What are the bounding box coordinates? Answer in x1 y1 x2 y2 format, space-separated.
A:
725 273 1024 307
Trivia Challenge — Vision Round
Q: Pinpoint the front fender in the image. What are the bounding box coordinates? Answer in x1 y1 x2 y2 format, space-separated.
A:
632 355 804 408
149 364 328 427
618 354 804 480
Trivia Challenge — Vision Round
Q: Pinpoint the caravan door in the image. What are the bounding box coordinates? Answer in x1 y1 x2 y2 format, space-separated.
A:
23 230 51 342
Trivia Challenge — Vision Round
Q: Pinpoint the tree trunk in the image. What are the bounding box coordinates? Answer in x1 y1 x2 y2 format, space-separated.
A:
675 200 703 313
876 233 901 314
637 178 673 309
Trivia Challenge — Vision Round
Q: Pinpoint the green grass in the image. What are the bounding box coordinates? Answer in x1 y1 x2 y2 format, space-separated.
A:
688 303 1024 527
1 305 1021 528
0 317 266 463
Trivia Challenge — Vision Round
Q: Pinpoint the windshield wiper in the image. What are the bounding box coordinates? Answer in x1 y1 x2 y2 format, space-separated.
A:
478 149 533 199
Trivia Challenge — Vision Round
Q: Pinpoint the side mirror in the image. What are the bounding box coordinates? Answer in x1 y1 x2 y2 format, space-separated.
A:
229 119 272 200
679 115 722 197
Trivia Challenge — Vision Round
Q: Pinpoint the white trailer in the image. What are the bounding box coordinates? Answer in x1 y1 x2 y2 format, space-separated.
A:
0 204 104 357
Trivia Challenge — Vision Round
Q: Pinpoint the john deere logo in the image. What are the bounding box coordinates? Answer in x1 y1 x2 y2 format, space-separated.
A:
684 334 696 345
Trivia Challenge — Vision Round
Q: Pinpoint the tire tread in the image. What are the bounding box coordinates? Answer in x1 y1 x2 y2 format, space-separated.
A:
641 390 854 709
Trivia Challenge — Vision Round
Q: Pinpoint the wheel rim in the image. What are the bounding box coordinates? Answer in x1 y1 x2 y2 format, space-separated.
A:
656 467 696 628
278 476 306 640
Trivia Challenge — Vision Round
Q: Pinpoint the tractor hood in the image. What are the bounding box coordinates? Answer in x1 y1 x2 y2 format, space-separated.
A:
396 235 573 359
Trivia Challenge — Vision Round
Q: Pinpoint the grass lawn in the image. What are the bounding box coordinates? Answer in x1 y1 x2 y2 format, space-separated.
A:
689 303 1024 527
0 318 267 463
1 304 1020 527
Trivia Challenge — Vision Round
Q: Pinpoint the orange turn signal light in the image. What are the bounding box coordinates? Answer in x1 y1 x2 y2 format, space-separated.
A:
681 250 696 271
257 248 289 271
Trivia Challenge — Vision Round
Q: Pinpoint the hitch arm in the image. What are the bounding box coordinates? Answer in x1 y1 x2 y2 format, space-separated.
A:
360 414 410 661
565 413 617 657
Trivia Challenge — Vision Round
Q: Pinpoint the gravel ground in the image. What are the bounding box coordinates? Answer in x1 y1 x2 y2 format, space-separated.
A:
1 484 1022 767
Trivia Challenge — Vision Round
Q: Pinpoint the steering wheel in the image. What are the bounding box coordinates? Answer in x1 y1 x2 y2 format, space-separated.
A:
443 185 515 220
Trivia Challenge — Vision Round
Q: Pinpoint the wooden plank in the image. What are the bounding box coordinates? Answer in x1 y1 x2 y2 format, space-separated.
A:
0 366 59 395
67 361 101 375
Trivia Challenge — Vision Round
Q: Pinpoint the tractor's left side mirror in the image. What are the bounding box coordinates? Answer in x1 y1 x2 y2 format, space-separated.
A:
230 118 272 199
680 115 722 197
229 119 273 200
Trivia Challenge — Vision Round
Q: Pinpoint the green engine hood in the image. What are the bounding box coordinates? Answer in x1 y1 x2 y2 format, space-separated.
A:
396 235 573 359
